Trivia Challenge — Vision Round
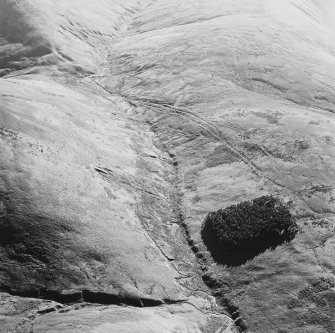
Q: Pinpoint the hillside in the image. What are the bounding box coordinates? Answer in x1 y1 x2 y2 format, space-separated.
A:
1 1 335 332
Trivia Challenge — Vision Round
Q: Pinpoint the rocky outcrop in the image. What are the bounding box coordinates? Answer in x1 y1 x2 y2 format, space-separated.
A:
0 292 234 333
1 0 335 332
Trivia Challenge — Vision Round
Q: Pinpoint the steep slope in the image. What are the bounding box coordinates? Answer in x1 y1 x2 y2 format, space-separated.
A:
0 74 185 302
0 1 236 332
1 0 335 332
0 0 151 74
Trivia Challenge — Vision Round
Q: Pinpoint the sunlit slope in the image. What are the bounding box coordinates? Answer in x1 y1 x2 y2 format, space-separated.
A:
0 0 187 306
0 0 147 74
105 0 335 213
107 0 335 112
0 0 335 332
0 74 188 303
100 0 335 331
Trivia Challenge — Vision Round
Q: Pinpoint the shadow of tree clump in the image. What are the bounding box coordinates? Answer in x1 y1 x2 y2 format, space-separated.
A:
201 195 298 266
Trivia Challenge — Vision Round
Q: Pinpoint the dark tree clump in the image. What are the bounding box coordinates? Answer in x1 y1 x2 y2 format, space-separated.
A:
201 195 298 265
